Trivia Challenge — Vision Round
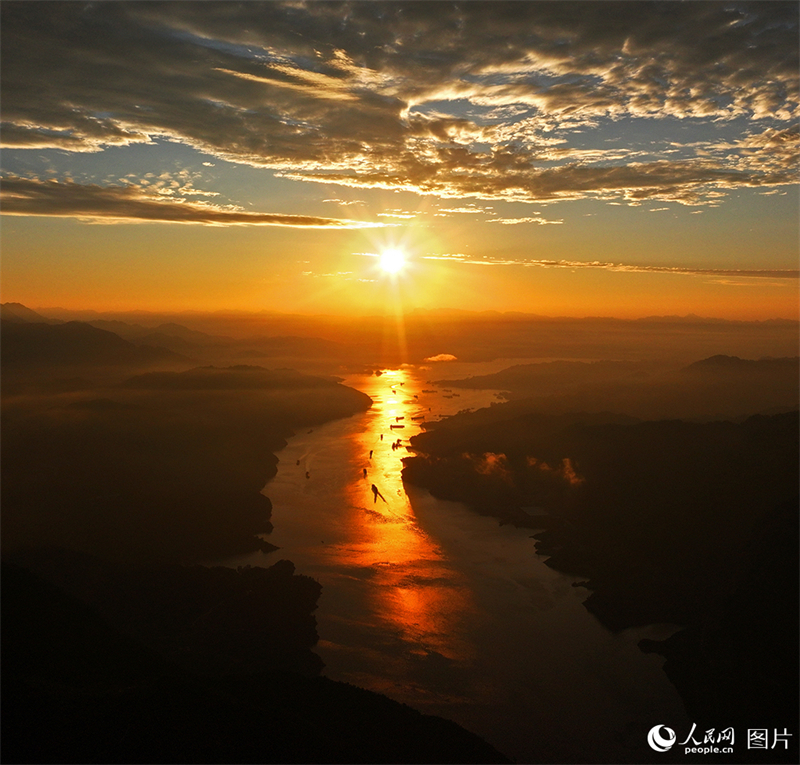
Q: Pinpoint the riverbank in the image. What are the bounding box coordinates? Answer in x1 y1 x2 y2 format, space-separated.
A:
403 405 799 762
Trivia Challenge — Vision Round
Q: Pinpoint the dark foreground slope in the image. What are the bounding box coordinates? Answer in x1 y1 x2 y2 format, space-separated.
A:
2 559 510 764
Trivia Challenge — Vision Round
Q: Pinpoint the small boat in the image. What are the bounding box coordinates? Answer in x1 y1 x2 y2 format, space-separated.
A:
390 424 405 429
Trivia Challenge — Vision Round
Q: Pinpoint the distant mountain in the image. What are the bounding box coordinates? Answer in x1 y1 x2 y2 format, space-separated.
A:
638 314 798 325
84 319 158 340
151 322 228 343
243 334 345 357
435 359 653 393
683 354 800 372
0 320 191 369
86 319 227 344
0 302 60 324
134 332 202 354
120 365 343 391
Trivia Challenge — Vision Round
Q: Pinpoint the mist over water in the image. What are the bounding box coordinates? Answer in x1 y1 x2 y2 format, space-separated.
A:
221 364 689 763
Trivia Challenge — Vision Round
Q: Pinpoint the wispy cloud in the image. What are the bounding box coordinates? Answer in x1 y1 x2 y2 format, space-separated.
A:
421 252 799 279
486 216 563 225
434 204 495 216
377 210 417 219
0 176 389 228
323 198 366 206
526 260 800 279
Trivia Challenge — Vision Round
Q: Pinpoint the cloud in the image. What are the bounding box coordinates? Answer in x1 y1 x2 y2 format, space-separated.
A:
323 198 366 206
434 204 494 216
377 210 417 219
0 176 389 228
486 216 563 225
0 1 797 208
421 251 799 279
525 260 799 279
424 354 458 362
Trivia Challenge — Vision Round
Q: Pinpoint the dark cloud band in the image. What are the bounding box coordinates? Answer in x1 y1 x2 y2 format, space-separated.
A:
0 177 387 228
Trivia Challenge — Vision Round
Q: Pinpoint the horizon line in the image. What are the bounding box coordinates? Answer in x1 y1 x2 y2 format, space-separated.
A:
5 302 798 325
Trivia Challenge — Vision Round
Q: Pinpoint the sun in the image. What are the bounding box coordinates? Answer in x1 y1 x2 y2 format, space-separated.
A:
378 248 406 274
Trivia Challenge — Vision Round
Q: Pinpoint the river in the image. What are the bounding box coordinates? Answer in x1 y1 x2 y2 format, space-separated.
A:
219 362 689 763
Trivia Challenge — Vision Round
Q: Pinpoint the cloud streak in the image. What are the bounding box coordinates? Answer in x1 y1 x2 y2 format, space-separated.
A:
486 216 563 225
0 176 388 228
422 253 799 279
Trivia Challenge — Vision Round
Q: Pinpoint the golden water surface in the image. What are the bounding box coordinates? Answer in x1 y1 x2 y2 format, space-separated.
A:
331 368 476 665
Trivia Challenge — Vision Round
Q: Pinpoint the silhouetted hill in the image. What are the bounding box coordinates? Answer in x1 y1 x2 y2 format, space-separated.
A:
84 318 349 368
5 549 324 678
0 320 191 369
85 318 169 340
2 559 510 764
434 355 799 420
87 318 230 344
640 496 799 750
121 364 346 391
436 359 654 394
132 330 202 354
2 364 372 562
245 334 345 356
0 302 60 323
37 308 800 367
152 321 226 341
683 354 799 373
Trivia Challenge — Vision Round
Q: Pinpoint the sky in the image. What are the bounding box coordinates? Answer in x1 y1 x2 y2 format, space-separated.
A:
1 0 798 319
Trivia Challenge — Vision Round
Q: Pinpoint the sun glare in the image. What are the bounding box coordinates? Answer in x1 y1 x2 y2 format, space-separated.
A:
379 249 406 274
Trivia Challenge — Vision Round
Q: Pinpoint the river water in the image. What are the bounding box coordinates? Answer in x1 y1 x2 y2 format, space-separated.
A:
220 362 689 763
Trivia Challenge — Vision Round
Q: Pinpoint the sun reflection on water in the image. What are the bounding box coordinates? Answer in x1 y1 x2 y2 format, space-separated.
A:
336 367 476 662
